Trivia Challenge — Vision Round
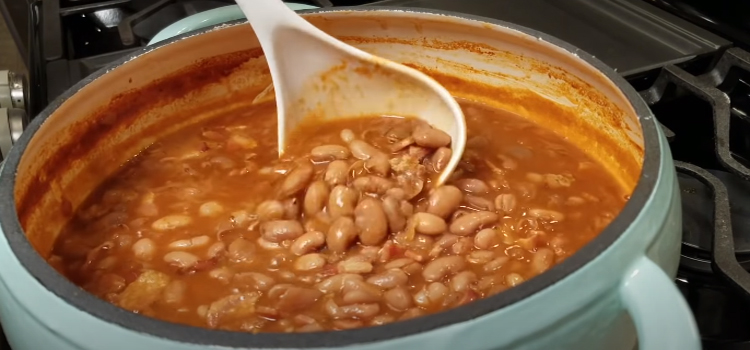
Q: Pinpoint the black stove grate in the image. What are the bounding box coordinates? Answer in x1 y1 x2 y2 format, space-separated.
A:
640 48 750 300
675 162 750 298
639 48 750 348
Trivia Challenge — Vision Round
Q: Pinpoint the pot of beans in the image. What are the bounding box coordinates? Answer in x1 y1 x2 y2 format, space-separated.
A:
0 7 700 350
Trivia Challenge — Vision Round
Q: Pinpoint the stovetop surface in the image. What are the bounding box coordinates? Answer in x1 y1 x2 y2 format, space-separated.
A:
4 0 750 349
9 0 732 114
372 0 729 77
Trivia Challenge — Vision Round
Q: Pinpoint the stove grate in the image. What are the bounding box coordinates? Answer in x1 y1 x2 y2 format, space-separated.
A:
641 48 750 300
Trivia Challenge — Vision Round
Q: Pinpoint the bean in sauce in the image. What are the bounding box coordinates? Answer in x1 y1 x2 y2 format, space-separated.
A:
50 100 628 332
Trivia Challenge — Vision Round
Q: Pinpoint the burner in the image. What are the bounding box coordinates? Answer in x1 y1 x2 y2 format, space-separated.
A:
678 169 750 271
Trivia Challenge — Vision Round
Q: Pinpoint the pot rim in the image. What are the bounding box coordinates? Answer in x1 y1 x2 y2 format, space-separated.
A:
0 7 662 348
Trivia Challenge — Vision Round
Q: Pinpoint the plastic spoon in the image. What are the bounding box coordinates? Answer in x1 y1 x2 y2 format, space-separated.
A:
236 0 466 186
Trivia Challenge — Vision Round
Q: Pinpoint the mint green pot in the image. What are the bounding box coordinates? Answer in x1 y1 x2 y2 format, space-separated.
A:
0 7 699 350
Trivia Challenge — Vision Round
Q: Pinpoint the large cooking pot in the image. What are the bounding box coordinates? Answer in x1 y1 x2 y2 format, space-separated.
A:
0 7 699 350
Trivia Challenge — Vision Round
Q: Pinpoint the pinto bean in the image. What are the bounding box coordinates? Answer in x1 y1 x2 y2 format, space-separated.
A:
168 235 211 249
450 271 477 292
257 237 282 250
343 290 381 305
384 286 413 311
275 286 324 314
340 129 355 143
474 228 499 249
382 196 407 232
353 176 393 194
464 195 495 212
209 267 233 283
199 201 224 217
283 198 300 219
384 258 415 269
528 208 565 221
506 273 524 287
366 269 409 289
256 200 285 221
290 231 326 255
412 289 430 307
400 308 425 321
152 215 192 231
526 172 544 183
294 253 327 271
349 140 386 160
261 220 304 242
411 212 448 235
566 196 586 206
163 251 200 269
401 201 414 217
467 250 495 264
412 124 451 148
279 162 314 197
354 198 388 246
427 186 463 218
303 216 330 235
227 238 256 262
451 237 473 255
531 248 555 274
429 234 458 257
327 217 359 252
207 242 226 259
449 211 499 236
484 257 509 272
386 123 414 142
341 277 381 295
495 194 517 215
132 238 155 260
365 154 391 176
341 283 379 305
431 147 452 172
545 174 574 189
390 136 415 152
324 160 349 187
426 282 449 303
328 185 359 219
423 255 466 282
338 260 374 274
337 303 380 319
316 273 363 294
455 178 490 194
385 188 405 200
162 280 187 304
233 272 275 292
303 181 329 217
311 145 351 161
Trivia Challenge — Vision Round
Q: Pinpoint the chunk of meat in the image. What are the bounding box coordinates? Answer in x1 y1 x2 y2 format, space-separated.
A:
118 270 171 312
206 292 260 328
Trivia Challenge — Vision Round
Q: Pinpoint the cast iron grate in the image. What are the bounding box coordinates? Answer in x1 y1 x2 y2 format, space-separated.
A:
640 47 750 299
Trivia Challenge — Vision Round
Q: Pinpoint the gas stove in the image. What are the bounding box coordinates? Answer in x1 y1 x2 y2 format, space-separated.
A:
2 0 750 349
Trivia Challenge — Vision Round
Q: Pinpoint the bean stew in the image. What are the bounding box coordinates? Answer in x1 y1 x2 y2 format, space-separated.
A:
49 100 628 332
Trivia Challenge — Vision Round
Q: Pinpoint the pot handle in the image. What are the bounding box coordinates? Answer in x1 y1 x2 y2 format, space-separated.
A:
620 256 701 350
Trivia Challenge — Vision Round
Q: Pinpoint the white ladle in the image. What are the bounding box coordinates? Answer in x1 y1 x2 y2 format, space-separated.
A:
236 0 466 186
